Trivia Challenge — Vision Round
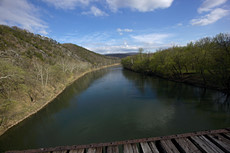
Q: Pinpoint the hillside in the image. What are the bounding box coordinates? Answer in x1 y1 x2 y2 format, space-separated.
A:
0 25 120 135
63 43 118 65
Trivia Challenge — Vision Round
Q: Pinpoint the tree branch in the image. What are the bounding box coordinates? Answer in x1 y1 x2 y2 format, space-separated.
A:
0 75 14 80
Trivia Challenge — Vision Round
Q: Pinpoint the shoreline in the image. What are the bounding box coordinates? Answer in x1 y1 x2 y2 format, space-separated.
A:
0 63 120 137
123 67 227 94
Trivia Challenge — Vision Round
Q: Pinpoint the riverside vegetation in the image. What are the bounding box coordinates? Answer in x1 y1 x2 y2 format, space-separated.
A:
121 33 230 94
0 25 120 135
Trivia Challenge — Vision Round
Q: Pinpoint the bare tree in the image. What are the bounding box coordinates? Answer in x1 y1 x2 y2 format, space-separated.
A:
33 60 49 95
138 48 144 59
0 75 14 80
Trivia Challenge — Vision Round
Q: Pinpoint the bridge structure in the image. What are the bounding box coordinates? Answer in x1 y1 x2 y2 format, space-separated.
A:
7 128 230 153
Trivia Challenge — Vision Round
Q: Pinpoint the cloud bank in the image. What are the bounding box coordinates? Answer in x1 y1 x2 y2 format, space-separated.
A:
191 8 228 26
59 30 172 54
117 28 133 35
42 0 174 13
190 0 229 26
42 0 91 10
106 0 174 12
0 0 48 34
198 0 227 13
82 6 108 16
132 33 171 44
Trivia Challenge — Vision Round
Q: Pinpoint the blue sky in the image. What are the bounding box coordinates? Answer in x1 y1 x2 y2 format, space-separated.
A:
0 0 230 54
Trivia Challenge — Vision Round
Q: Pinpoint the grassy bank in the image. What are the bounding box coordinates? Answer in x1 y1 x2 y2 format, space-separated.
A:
0 25 120 136
121 33 230 94
0 63 120 136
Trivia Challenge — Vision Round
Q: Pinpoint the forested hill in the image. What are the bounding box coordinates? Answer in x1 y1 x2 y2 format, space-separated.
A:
0 25 119 135
121 33 230 93
62 43 117 65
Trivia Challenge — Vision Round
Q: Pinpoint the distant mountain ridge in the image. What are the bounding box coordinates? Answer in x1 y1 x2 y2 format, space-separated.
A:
63 43 119 64
105 52 138 58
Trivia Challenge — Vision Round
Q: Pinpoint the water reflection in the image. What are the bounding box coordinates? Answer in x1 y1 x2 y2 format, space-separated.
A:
45 68 109 115
122 68 230 134
0 66 229 152
0 68 109 152
122 69 230 112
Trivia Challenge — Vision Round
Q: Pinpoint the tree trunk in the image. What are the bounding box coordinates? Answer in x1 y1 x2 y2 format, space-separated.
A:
200 69 206 85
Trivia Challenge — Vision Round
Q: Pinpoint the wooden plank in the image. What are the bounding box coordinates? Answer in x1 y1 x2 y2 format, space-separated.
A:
160 140 179 153
124 143 139 153
131 144 139 153
87 148 96 153
216 134 230 144
199 135 225 153
223 133 230 139
124 144 133 153
140 142 152 153
191 136 224 153
175 138 201 153
207 134 230 152
69 148 85 153
53 151 67 153
114 145 120 153
113 146 119 153
7 128 230 153
95 147 103 153
149 142 159 153
107 146 113 153
107 146 119 153
69 150 78 153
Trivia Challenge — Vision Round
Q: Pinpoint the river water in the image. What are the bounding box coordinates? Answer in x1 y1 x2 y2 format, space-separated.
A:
0 66 230 152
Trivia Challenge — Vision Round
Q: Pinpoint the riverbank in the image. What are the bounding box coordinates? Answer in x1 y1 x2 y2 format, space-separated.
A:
0 63 120 136
123 67 229 95
121 34 230 94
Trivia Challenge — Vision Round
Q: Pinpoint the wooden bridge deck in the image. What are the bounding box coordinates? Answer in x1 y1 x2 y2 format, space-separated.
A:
7 128 230 153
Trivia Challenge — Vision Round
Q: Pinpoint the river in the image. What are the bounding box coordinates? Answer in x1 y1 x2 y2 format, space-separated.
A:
0 66 230 152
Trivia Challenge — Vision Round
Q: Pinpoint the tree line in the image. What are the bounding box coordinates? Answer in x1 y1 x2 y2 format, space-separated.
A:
121 33 230 93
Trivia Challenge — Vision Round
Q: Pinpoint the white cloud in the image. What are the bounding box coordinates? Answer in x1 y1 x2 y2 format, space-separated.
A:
39 30 49 35
117 28 133 35
124 41 129 47
0 0 48 34
90 45 140 54
132 33 170 44
89 33 172 53
42 0 174 15
43 0 108 17
106 0 174 12
190 0 229 26
117 28 133 32
90 43 172 54
82 6 108 16
42 0 91 10
198 0 227 13
191 8 229 26
58 31 172 54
